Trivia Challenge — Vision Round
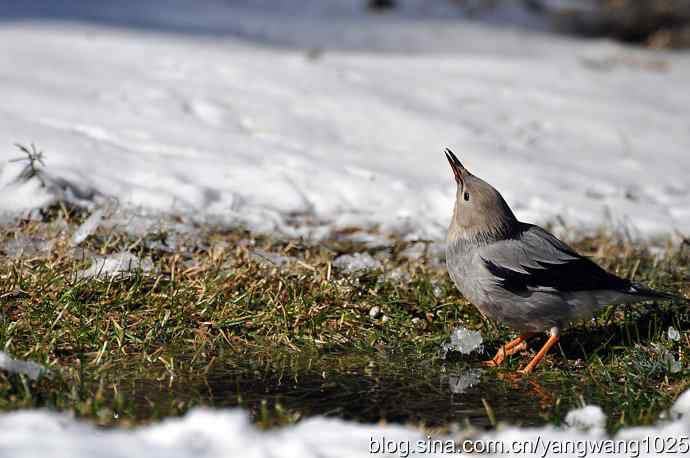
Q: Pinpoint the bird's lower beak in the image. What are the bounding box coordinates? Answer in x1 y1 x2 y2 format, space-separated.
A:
444 148 465 184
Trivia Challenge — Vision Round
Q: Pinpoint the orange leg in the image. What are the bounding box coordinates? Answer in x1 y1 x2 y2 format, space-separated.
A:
519 334 559 375
483 333 536 367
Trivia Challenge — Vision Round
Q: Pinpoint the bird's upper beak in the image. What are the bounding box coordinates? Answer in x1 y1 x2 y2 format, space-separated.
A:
444 148 466 184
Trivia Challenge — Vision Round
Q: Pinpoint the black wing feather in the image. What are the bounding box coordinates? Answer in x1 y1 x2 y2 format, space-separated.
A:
482 255 630 295
479 224 684 301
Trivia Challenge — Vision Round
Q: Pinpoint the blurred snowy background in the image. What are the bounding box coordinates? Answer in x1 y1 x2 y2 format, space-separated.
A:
0 0 689 242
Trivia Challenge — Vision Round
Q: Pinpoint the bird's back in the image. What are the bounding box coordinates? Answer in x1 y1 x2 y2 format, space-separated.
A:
447 223 674 332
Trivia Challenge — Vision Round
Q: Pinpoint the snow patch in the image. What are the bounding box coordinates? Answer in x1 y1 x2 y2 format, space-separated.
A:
78 252 154 280
71 209 105 246
565 405 607 433
4 390 690 457
2 236 54 258
249 249 297 268
0 18 689 240
332 253 382 274
670 390 690 420
0 352 47 381
0 407 430 458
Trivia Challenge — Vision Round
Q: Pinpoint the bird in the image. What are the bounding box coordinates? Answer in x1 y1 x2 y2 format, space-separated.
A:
443 148 684 374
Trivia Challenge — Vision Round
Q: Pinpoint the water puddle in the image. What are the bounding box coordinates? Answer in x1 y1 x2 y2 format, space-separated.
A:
114 346 575 429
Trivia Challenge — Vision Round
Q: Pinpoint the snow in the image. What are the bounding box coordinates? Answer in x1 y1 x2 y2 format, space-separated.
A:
564 405 607 433
249 249 297 268
78 252 153 280
0 352 47 381
332 252 382 274
2 391 690 457
2 235 53 258
670 390 690 420
1 1 690 240
0 408 437 458
71 208 105 246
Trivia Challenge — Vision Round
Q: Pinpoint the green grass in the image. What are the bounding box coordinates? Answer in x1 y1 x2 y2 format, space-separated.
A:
0 204 688 432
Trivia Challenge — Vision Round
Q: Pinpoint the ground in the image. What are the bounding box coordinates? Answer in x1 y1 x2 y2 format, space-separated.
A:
1 205 688 435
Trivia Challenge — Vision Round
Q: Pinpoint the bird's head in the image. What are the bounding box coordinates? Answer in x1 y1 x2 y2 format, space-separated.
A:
444 148 517 242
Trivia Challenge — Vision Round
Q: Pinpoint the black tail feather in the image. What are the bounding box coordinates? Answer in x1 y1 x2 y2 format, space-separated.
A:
628 283 689 303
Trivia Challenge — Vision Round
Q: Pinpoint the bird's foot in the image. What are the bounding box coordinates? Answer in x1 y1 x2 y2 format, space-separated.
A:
482 341 528 367
518 334 559 375
482 357 502 367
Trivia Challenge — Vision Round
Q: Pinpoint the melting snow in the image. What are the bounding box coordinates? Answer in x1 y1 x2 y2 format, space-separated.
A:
0 352 47 381
249 249 297 268
71 209 105 246
0 2 689 240
670 390 690 420
332 253 382 274
565 405 607 433
1 393 690 457
78 252 154 280
2 236 53 258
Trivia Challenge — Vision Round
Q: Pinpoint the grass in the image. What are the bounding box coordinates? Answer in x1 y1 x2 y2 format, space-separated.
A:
0 203 688 432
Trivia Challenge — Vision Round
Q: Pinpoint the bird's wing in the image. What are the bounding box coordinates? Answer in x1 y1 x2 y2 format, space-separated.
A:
479 224 631 295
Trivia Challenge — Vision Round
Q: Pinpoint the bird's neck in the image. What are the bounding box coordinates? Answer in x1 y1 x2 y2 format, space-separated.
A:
447 218 519 251
447 226 507 250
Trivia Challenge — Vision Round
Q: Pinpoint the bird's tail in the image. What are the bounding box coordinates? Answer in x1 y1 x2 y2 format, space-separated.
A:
628 283 689 303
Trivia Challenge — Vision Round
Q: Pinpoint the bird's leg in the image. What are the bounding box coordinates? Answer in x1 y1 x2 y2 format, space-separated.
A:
483 332 536 367
519 328 560 375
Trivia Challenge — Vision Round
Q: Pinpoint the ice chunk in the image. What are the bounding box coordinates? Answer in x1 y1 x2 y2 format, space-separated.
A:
668 326 681 342
71 209 105 246
565 405 606 432
662 350 683 374
332 253 382 274
441 326 484 357
78 252 153 280
431 283 443 298
447 369 482 394
0 351 47 381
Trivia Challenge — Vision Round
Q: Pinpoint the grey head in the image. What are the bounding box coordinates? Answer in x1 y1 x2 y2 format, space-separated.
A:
445 148 518 244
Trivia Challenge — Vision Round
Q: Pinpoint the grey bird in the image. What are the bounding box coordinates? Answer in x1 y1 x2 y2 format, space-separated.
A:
443 148 684 374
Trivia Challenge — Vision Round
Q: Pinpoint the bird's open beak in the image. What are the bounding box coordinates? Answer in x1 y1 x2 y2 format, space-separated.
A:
444 148 466 184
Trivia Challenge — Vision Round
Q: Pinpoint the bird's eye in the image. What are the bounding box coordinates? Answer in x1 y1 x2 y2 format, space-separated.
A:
463 192 470 201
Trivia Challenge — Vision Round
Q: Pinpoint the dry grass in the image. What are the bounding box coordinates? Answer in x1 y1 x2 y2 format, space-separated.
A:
0 204 688 430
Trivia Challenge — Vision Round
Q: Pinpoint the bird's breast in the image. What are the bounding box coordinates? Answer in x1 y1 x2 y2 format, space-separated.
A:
445 243 491 306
